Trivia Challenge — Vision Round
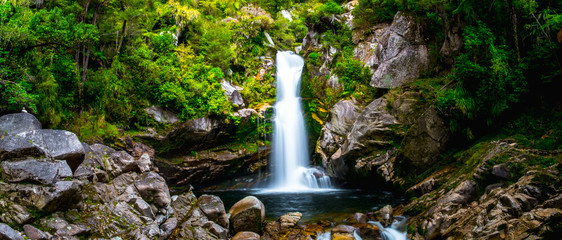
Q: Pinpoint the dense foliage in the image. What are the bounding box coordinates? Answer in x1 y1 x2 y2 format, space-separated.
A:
0 0 561 144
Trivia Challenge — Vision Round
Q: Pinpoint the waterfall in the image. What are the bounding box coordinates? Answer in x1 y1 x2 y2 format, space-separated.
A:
269 51 332 191
369 216 409 240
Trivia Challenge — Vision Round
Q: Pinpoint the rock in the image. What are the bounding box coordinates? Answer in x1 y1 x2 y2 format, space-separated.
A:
145 105 179 124
229 196 265 233
0 181 79 212
73 143 98 180
0 223 24 240
401 107 449 169
513 193 538 212
171 192 197 220
160 217 177 239
346 212 367 224
105 151 139 176
134 172 171 208
0 112 41 137
0 201 32 225
233 109 258 118
379 205 393 226
197 195 229 228
500 194 522 216
343 98 398 158
125 139 155 159
203 221 229 239
41 181 80 212
279 212 302 233
439 17 464 65
368 12 430 88
438 180 477 205
543 193 562 208
221 80 245 107
137 153 152 173
157 147 267 186
23 225 48 240
408 176 439 196
133 197 155 219
38 130 85 171
492 164 510 179
327 74 343 90
159 117 226 153
322 97 399 182
330 100 361 136
171 207 225 240
0 134 46 160
1 130 85 172
83 201 147 238
332 224 355 234
232 231 260 240
1 158 72 185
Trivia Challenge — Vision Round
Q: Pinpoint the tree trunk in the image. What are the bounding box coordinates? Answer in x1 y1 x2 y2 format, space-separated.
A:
508 0 520 62
117 20 127 54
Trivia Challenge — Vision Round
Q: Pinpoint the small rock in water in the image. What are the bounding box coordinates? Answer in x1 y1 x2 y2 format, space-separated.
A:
279 212 302 233
379 205 393 226
346 212 367 224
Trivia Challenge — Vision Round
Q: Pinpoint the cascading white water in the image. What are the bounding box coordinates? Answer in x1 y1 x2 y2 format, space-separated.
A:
270 51 332 191
369 216 409 240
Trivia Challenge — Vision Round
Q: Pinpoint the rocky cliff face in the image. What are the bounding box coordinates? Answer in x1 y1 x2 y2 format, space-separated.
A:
135 106 269 187
398 141 562 239
354 11 431 89
0 112 236 239
317 90 449 187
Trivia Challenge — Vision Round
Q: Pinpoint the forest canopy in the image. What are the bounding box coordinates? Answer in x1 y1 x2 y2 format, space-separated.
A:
0 0 560 143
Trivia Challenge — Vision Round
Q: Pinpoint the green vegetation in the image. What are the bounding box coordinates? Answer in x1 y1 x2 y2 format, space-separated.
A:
0 0 291 140
0 0 560 152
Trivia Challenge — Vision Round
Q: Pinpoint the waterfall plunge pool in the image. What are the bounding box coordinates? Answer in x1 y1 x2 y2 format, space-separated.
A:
201 189 405 222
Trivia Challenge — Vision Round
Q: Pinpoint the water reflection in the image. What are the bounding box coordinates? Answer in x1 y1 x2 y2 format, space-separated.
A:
202 189 404 222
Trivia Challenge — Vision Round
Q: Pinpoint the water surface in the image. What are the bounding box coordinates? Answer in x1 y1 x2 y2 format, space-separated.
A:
202 189 404 222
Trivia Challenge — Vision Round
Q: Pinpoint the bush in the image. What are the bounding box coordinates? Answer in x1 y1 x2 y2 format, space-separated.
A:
438 21 526 131
353 0 400 29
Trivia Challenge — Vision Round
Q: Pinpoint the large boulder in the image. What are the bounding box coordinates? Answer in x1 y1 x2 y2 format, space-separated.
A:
401 107 449 169
106 151 139 176
232 231 260 240
229 196 265 233
134 172 171 208
1 158 72 185
342 98 399 157
197 195 229 228
82 144 139 177
319 97 400 182
354 12 430 89
0 134 47 160
169 192 230 240
0 181 79 212
0 130 85 171
145 105 179 124
0 112 41 137
329 100 361 136
221 80 245 107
